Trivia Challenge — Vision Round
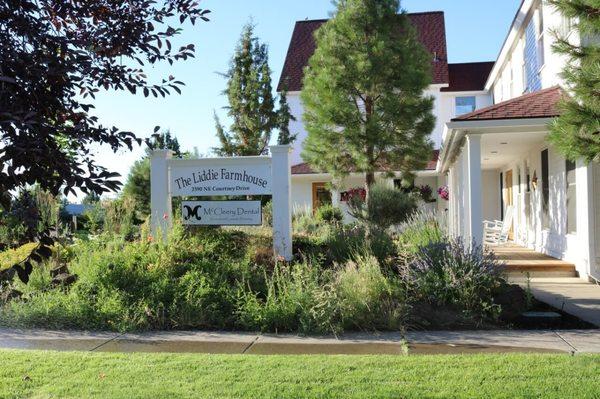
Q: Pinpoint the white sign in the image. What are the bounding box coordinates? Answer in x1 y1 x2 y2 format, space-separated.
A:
151 146 292 260
182 201 262 226
170 157 271 197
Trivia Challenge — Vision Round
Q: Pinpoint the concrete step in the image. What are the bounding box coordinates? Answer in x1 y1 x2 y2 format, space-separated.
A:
508 277 588 285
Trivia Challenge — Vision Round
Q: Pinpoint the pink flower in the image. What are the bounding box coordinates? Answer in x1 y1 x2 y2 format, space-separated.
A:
437 186 450 201
163 213 169 220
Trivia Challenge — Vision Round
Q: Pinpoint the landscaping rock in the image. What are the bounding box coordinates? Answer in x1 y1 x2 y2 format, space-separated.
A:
51 273 78 287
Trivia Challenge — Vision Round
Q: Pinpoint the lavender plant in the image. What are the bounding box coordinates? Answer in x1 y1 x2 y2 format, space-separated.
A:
403 238 505 320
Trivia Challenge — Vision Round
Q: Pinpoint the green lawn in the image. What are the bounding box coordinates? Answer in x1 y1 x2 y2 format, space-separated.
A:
0 350 599 398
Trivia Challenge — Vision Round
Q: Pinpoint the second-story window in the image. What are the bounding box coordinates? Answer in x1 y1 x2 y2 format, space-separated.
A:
536 6 545 69
455 96 476 116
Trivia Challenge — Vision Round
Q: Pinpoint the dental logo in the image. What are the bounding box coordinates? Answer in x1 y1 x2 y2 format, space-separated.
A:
183 204 202 221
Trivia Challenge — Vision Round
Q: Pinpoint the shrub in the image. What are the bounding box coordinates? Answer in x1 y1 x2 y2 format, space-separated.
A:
396 210 445 255
348 183 418 229
262 200 273 227
237 261 333 334
334 254 406 331
237 255 407 335
103 197 138 239
324 224 396 265
403 238 505 320
315 205 343 224
0 243 39 272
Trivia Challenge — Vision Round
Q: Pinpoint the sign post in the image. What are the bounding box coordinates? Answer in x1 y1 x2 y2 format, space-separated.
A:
150 145 293 260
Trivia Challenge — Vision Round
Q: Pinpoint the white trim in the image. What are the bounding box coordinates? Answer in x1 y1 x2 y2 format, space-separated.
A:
438 117 553 173
485 0 537 91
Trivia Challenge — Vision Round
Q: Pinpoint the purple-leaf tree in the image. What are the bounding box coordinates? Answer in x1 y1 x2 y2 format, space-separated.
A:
0 0 210 283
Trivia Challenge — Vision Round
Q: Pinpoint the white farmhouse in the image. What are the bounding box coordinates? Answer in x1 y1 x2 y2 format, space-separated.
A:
277 1 599 281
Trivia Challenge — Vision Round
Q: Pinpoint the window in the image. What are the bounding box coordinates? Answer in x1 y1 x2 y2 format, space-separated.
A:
566 160 577 233
536 7 545 69
524 14 542 92
455 96 476 116
541 149 550 229
559 15 573 37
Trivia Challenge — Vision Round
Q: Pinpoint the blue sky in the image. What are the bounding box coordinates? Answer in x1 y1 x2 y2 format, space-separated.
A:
91 0 521 192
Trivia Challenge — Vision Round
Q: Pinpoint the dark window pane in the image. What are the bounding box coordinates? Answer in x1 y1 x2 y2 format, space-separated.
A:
541 149 549 229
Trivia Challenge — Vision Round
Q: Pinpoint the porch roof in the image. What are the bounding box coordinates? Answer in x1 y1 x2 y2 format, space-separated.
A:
452 86 563 121
438 87 564 173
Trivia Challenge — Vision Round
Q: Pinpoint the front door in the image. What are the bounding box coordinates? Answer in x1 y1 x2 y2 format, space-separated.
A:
504 170 514 240
312 182 332 211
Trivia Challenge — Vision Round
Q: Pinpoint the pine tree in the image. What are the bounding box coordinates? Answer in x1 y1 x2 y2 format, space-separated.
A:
301 0 435 196
277 87 297 145
214 23 278 156
548 0 600 163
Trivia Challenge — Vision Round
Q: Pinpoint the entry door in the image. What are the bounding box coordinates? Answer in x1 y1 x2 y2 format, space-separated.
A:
504 170 514 240
312 182 332 211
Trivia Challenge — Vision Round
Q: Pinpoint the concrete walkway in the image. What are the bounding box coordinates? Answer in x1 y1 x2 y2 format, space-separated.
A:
517 279 600 327
1 328 599 355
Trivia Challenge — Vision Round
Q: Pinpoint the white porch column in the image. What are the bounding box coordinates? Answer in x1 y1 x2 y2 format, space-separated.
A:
270 145 293 261
576 159 596 280
466 134 483 247
150 150 173 240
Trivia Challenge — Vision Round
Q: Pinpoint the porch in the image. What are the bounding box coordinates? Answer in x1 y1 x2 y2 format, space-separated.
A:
490 244 577 280
439 87 599 281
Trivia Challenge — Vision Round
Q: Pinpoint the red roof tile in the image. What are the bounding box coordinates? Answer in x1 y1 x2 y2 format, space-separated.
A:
452 86 563 121
291 150 440 175
441 62 495 92
278 12 450 92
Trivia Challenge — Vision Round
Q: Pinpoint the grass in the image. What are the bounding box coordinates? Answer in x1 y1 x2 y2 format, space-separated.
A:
0 350 599 398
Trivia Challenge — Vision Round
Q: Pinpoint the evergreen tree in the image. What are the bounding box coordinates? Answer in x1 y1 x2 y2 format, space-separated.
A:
277 86 297 145
146 129 182 157
548 0 600 163
214 23 278 156
123 131 182 218
301 0 435 196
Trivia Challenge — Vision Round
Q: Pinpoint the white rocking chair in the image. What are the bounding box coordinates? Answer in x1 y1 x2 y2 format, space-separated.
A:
483 205 514 246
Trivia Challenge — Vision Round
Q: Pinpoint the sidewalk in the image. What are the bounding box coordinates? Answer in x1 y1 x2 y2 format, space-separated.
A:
1 328 599 355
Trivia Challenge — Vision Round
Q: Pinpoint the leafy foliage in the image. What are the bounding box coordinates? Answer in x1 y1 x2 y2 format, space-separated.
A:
123 131 182 218
403 238 505 320
315 205 344 224
214 23 279 156
548 0 600 162
0 0 209 282
347 183 418 229
301 0 435 193
276 86 297 145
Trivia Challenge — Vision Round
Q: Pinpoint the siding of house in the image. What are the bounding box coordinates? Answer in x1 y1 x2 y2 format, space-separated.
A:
489 0 577 102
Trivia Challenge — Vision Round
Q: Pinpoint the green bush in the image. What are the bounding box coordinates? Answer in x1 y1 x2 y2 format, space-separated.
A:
334 254 406 331
396 210 445 255
237 255 406 334
315 205 343 224
403 238 504 320
348 183 418 229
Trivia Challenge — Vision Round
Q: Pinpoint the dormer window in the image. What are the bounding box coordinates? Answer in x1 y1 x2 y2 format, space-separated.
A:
455 96 476 116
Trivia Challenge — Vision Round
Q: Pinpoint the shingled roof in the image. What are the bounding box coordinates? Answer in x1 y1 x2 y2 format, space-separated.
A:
452 86 563 121
291 150 440 175
441 62 495 92
277 12 450 92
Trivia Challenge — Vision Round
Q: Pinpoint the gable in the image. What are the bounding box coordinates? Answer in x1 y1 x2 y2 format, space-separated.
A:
277 12 450 92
